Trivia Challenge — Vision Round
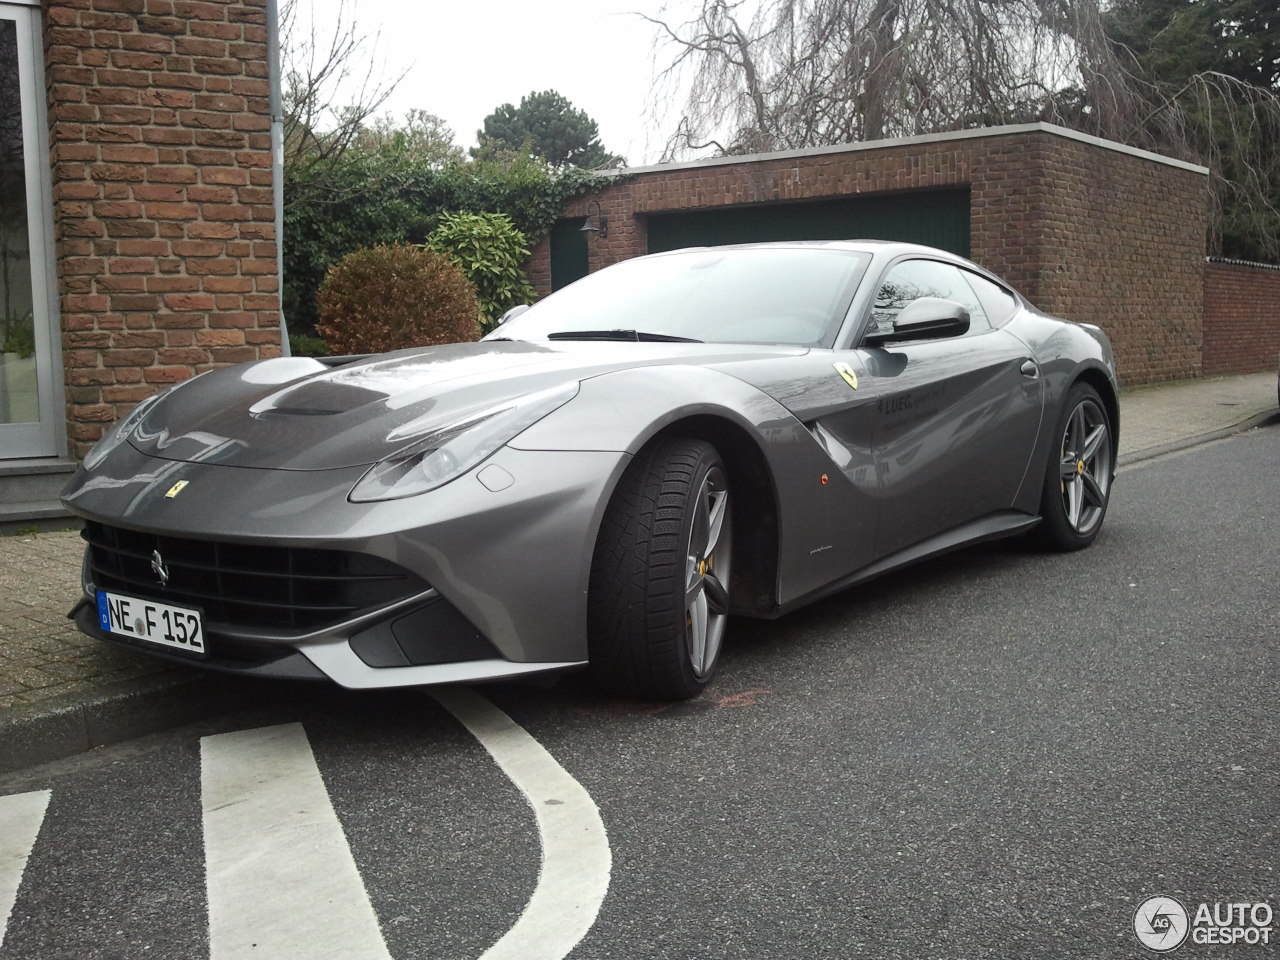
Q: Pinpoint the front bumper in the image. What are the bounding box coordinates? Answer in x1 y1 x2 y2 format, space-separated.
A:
63 443 629 688
70 595 585 686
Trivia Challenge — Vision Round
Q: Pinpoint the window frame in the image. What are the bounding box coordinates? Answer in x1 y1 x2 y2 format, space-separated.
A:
0 2 65 459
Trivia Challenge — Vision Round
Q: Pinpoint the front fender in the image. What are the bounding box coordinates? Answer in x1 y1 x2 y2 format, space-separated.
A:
512 365 864 606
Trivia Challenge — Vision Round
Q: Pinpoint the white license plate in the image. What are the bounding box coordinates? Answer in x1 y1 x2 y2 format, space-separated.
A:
96 590 205 655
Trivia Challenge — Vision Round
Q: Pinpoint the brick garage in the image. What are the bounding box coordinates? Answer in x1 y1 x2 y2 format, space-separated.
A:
44 0 281 457
531 123 1209 386
1203 259 1280 377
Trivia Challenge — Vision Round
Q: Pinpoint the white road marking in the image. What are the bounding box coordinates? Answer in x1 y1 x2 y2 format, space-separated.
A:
201 723 392 960
433 687 612 960
0 789 51 950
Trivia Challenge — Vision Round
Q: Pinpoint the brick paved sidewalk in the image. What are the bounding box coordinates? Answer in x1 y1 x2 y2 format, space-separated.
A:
1117 372 1277 457
0 529 173 713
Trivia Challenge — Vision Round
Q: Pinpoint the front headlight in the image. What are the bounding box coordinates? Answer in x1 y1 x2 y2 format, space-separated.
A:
348 382 580 502
82 392 163 470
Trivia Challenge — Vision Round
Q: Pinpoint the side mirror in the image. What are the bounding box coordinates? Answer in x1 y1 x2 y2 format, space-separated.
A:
864 297 970 344
498 304 531 325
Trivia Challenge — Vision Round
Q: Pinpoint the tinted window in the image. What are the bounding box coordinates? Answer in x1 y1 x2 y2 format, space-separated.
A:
868 259 990 337
495 249 871 347
962 270 1020 327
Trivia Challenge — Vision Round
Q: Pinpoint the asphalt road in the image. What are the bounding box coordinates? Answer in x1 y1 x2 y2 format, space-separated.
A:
1 423 1276 960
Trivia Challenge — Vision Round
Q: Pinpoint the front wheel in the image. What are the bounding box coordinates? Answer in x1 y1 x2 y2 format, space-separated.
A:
588 438 732 699
1035 383 1114 550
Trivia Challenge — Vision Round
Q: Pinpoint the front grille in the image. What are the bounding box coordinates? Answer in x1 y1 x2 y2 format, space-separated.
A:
84 521 428 632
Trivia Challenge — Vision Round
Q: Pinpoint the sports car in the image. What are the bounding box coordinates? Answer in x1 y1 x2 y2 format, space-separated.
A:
62 240 1118 699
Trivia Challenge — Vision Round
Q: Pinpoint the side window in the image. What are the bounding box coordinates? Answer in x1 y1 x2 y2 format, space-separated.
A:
962 270 1020 327
868 259 990 337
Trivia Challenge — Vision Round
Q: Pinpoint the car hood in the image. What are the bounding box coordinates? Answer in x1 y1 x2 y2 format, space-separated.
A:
129 339 805 470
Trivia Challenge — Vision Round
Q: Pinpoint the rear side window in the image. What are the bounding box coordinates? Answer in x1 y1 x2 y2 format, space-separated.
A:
961 271 1020 327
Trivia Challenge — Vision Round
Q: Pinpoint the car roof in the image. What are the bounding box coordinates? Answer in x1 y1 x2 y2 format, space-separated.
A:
648 239 955 260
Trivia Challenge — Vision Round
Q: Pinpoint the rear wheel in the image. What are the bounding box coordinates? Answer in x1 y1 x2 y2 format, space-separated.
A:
1036 383 1114 550
588 438 732 699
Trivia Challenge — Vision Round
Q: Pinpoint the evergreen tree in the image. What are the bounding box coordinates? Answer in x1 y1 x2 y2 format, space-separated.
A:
1104 0 1279 260
474 90 623 168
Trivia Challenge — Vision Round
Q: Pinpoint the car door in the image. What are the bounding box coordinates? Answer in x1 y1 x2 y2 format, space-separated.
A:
825 257 1044 559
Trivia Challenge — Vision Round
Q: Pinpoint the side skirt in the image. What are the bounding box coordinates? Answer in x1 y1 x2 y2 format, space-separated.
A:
770 510 1042 618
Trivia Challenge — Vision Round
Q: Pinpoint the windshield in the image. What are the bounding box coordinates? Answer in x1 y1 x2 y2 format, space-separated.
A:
492 247 871 347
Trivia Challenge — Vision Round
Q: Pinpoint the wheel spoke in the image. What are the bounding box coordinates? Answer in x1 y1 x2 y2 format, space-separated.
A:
705 489 727 554
1082 423 1107 461
1069 404 1086 454
685 573 703 607
1066 476 1083 528
1059 456 1078 481
1081 471 1106 509
690 491 710 561
701 617 723 680
703 572 729 615
687 591 708 674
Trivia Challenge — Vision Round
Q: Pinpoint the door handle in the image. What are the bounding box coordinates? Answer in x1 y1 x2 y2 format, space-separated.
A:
1020 359 1039 378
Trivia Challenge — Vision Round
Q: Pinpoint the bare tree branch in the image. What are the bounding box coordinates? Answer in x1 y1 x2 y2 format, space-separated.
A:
279 0 407 165
643 0 1280 259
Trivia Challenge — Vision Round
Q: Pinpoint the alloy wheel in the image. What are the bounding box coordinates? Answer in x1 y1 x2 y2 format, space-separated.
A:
1058 397 1112 536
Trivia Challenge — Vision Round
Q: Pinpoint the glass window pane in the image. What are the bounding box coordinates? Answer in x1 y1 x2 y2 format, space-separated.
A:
962 270 1021 327
869 259 990 336
0 18 39 426
501 248 871 347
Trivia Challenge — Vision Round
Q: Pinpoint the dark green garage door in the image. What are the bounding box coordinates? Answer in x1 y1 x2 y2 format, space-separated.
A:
549 218 590 291
646 188 970 257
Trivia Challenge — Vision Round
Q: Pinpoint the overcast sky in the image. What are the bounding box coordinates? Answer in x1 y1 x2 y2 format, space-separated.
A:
294 0 694 166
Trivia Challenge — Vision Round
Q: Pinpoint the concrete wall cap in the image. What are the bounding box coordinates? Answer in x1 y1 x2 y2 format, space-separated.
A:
1206 256 1280 271
604 122 1211 178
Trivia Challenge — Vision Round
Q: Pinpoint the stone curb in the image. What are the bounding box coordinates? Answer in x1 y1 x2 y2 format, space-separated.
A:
1118 409 1279 468
0 670 257 775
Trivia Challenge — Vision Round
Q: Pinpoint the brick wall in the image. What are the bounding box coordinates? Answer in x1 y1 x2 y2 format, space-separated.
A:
530 125 1208 386
44 0 281 457
1203 260 1280 377
1033 139 1205 384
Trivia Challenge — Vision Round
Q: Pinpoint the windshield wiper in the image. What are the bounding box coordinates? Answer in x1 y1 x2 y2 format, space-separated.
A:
546 329 703 343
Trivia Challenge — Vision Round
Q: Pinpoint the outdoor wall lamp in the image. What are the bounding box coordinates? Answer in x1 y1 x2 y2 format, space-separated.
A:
579 200 608 239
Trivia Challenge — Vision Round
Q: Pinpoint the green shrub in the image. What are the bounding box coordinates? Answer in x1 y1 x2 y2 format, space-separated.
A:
427 211 537 331
315 244 481 355
283 143 612 336
288 332 329 357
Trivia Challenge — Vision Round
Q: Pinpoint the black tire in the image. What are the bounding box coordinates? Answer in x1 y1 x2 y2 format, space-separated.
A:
588 438 732 699
1035 382 1114 551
